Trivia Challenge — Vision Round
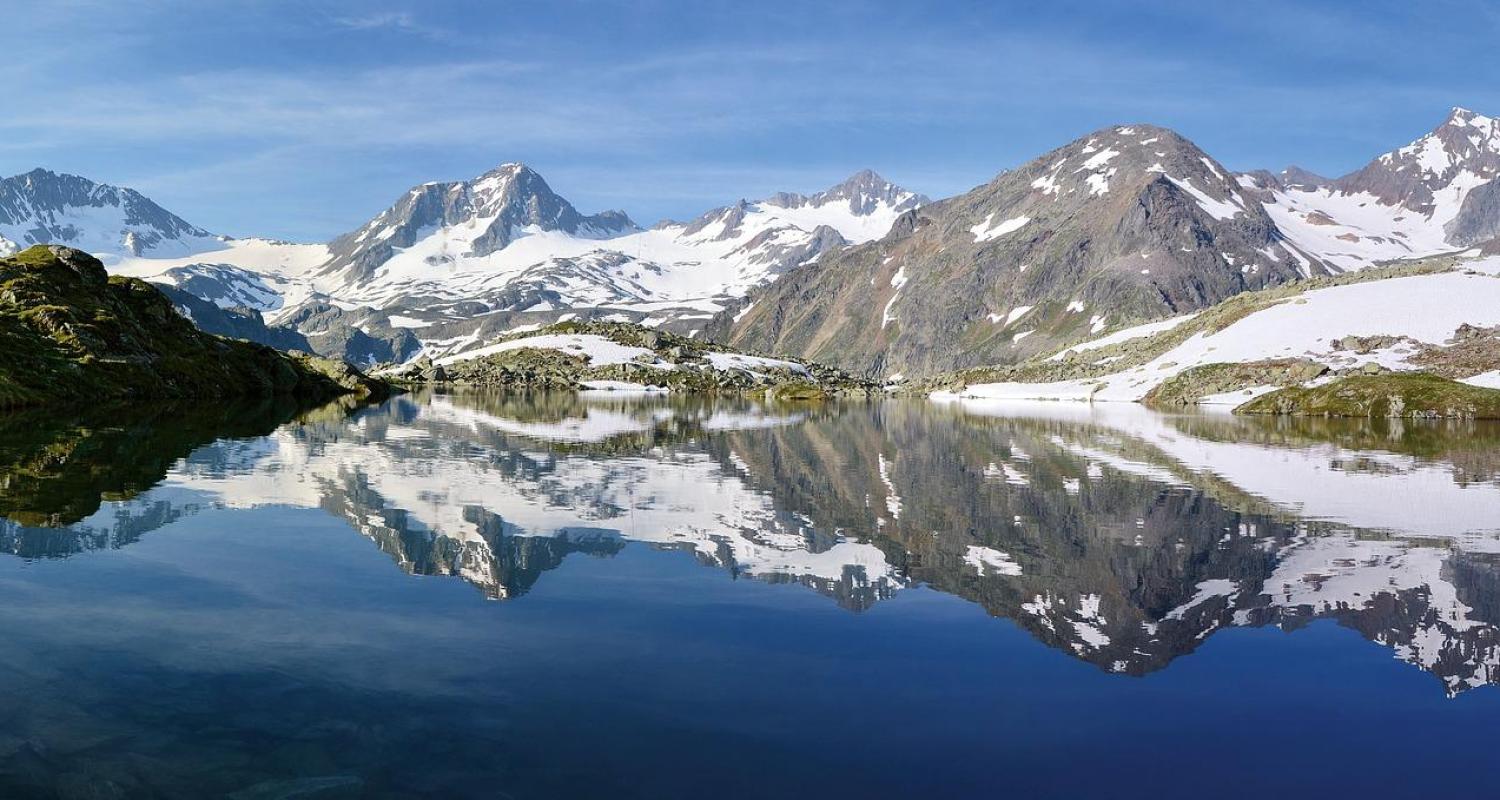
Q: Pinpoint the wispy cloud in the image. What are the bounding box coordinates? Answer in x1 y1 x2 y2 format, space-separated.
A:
327 9 455 40
332 11 419 30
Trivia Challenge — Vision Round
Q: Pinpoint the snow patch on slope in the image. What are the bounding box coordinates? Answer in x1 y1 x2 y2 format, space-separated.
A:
970 214 1031 242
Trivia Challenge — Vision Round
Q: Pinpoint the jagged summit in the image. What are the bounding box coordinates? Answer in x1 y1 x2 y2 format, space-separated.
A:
1277 165 1329 190
318 161 640 287
0 168 219 259
1339 105 1500 207
671 170 924 244
1446 105 1495 125
260 163 930 361
762 169 928 216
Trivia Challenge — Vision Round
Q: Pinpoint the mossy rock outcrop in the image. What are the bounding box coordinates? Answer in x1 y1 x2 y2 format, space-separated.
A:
1236 372 1500 419
0 245 389 407
1142 359 1328 407
392 321 879 398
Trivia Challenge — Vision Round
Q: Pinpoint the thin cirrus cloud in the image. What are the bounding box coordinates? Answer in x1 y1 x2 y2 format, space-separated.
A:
332 12 420 30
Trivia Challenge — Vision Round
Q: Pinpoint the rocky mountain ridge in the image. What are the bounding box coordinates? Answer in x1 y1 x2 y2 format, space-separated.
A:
717 108 1500 377
715 123 1323 376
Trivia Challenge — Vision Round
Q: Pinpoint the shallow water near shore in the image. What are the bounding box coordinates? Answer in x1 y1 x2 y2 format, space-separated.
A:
1 389 1499 798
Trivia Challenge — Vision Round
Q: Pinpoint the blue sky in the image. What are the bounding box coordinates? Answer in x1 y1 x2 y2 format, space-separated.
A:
5 0 1498 241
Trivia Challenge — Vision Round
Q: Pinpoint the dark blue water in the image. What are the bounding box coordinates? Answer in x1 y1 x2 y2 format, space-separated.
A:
0 391 1498 798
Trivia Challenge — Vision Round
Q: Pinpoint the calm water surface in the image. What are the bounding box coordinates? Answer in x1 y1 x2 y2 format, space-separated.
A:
2 390 1500 798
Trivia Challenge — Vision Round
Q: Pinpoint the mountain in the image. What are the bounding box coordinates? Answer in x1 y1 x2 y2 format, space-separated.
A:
144 262 287 310
0 170 328 353
274 301 423 365
310 164 924 315
755 168 925 231
0 169 221 260
54 107 1500 378
0 245 383 407
1450 179 1500 246
712 124 1321 377
1245 107 1500 269
1275 165 1329 190
88 163 921 365
1340 107 1499 219
110 258 333 351
317 162 638 293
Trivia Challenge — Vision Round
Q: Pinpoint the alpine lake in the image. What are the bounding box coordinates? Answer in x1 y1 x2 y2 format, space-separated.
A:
2 388 1499 798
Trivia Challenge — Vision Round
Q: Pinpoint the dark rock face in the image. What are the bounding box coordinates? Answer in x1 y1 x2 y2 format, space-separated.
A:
1449 178 1500 246
153 284 312 352
46 244 108 285
275 302 422 367
717 124 1321 377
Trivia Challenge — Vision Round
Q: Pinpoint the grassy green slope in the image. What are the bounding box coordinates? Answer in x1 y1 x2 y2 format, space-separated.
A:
1237 373 1500 418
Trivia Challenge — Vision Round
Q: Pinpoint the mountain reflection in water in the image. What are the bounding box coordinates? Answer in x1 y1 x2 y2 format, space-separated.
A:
5 389 1500 697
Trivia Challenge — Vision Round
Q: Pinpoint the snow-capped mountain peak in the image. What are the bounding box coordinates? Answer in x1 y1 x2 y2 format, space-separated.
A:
762 168 927 217
465 162 636 237
10 159 927 366
1443 105 1499 137
317 161 639 290
675 170 928 247
1361 106 1500 200
1251 106 1500 269
718 122 1327 376
0 168 221 261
